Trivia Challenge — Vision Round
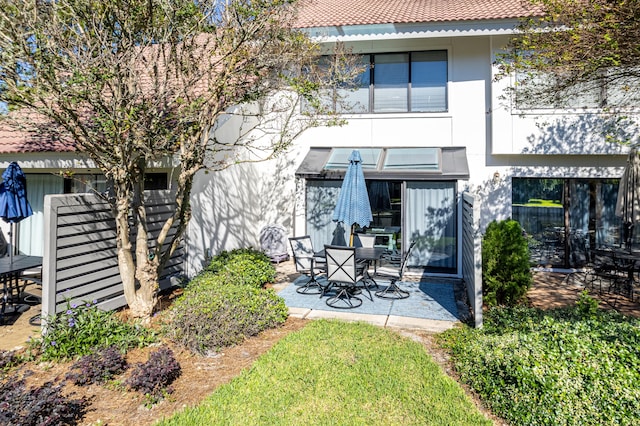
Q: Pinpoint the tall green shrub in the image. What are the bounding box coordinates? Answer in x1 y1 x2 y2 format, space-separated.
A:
482 219 532 306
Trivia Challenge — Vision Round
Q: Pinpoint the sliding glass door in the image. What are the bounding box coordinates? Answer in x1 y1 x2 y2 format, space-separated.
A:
305 179 458 274
405 181 457 272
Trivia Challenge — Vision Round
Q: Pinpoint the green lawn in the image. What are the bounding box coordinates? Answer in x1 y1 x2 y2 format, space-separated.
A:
159 320 491 426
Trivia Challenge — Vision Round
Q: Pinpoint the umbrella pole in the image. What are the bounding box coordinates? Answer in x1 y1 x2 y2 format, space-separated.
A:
9 222 14 264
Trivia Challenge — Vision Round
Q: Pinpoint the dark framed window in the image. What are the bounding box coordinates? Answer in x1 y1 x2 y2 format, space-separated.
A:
308 50 448 114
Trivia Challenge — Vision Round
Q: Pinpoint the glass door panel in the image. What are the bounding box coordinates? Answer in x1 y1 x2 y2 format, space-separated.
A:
405 181 456 272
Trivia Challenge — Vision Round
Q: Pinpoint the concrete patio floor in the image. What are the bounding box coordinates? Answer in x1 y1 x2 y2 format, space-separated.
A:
273 260 467 333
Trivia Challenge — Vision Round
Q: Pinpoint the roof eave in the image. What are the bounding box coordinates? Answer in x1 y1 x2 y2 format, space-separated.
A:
300 18 523 41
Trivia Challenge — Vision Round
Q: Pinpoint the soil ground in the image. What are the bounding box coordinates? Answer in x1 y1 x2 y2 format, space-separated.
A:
1 262 638 425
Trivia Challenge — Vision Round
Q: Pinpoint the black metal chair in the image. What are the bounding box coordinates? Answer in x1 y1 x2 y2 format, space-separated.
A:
324 245 370 308
289 236 326 295
373 241 416 299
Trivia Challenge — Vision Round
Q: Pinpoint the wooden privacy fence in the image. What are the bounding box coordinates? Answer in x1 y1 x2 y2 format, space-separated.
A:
462 192 483 328
41 191 184 318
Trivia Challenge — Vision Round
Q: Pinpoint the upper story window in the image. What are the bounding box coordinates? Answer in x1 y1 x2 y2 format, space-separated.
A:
514 68 637 111
310 50 448 114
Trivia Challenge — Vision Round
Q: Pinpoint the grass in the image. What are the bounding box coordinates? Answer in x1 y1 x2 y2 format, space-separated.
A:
159 320 491 426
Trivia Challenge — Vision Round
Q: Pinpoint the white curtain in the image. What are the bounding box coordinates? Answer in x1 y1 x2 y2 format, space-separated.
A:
305 180 344 251
18 174 64 256
405 181 456 270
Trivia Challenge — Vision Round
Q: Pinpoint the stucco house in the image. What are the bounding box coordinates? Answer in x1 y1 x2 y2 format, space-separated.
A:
0 0 635 282
188 0 636 279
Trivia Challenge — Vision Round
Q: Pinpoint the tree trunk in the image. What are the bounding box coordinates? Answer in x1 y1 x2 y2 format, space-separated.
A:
129 257 160 321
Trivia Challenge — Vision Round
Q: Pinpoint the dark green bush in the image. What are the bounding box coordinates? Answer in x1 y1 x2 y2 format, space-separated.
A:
482 219 532 306
439 306 640 426
203 248 276 288
32 300 157 361
163 275 288 354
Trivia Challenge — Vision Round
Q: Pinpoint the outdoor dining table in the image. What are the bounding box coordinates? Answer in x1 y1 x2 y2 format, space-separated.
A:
590 247 639 300
0 255 43 323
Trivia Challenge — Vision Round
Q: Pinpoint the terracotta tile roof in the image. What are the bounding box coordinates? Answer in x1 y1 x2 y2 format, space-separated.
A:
0 111 75 154
295 0 540 28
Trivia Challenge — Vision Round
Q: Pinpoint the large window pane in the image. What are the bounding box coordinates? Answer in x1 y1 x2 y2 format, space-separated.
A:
373 54 408 112
411 51 447 112
512 178 565 265
512 178 624 268
305 180 345 249
405 181 456 271
19 174 64 256
337 55 370 113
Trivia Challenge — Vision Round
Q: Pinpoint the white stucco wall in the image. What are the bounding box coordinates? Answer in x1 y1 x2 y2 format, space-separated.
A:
185 30 634 277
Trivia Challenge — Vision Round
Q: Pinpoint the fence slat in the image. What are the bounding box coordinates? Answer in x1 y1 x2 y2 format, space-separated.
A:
42 192 185 317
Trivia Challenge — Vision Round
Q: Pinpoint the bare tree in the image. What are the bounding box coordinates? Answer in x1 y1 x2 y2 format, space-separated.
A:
496 0 640 119
0 0 361 319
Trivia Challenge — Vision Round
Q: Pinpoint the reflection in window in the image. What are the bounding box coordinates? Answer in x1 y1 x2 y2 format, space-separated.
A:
512 178 623 268
374 53 409 112
305 50 448 114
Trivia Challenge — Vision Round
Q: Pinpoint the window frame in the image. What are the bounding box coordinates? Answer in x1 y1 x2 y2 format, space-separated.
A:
310 50 449 115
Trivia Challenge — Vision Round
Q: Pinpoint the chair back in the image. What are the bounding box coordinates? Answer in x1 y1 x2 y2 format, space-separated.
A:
289 236 315 272
324 245 358 285
399 241 417 276
354 234 376 248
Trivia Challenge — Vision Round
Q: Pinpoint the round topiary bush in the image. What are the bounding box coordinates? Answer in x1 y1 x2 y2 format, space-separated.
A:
482 219 532 307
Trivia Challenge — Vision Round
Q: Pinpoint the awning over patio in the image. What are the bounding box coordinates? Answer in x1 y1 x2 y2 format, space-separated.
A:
295 147 470 180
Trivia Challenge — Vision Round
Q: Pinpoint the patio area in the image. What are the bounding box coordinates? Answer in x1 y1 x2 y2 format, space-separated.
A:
271 259 469 332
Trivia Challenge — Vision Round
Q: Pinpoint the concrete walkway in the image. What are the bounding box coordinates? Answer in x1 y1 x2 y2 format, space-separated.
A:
287 306 460 333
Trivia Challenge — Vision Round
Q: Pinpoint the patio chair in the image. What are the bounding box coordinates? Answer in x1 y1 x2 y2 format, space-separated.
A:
353 233 380 282
353 234 376 248
373 241 416 299
289 236 326 295
323 245 370 308
584 249 620 294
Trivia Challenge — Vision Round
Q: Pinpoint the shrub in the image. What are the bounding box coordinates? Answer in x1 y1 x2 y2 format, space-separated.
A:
65 346 128 386
32 300 157 361
0 375 89 425
203 248 276 288
440 306 640 425
482 219 532 306
125 346 181 402
576 290 599 317
164 279 288 354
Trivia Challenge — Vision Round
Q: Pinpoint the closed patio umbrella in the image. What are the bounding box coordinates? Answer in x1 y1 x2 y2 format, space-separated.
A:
332 150 373 245
0 162 33 263
615 148 640 249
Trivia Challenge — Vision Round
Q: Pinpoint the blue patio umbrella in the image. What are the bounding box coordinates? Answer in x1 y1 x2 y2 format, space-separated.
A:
332 150 373 245
0 162 33 263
